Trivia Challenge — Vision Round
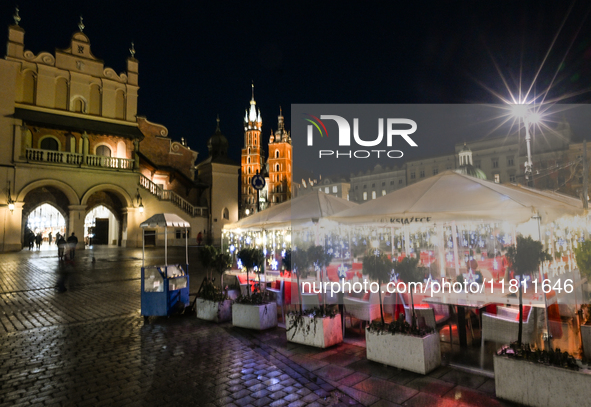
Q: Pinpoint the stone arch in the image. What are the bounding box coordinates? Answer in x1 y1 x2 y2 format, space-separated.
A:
80 184 133 207
17 179 79 205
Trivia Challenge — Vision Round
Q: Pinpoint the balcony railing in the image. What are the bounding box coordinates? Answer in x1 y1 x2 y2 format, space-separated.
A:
26 148 134 170
139 174 208 218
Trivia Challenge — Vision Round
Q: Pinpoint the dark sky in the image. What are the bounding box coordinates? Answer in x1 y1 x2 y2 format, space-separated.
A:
3 1 591 170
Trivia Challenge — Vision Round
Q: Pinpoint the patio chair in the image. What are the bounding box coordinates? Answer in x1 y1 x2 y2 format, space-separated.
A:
399 293 452 335
267 279 286 322
481 306 537 346
343 291 381 328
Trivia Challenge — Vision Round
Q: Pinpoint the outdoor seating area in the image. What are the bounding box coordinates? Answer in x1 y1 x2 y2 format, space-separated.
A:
207 171 591 404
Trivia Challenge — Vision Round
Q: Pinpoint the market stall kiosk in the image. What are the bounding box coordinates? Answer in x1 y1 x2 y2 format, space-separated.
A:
140 213 190 316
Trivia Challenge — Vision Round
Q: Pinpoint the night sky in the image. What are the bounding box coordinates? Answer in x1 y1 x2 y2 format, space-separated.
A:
3 1 591 172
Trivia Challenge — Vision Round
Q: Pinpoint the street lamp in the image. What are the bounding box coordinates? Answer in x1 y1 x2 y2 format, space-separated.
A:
136 188 144 213
6 181 14 213
511 104 541 185
245 208 250 216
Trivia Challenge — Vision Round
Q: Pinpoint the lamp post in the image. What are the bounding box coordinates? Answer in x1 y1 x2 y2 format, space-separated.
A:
6 181 14 213
136 188 144 213
512 104 541 187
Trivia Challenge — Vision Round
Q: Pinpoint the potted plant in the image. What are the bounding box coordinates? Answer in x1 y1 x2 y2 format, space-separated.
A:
574 240 591 359
363 250 441 374
285 246 342 348
505 236 551 346
196 246 233 322
232 247 277 330
492 236 578 407
395 256 421 329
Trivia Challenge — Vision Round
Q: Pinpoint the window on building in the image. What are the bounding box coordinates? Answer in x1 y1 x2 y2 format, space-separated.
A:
40 137 58 151
371 191 376 199
96 145 111 157
433 168 438 175
399 179 402 184
492 159 499 168
410 172 415 179
509 174 516 183
494 173 500 183
382 181 385 186
332 186 337 193
382 190 386 196
222 208 229 220
175 229 190 239
325 187 329 193
420 170 425 178
276 164 280 171
363 185 367 189
363 192 367 200
507 156 514 166
372 183 375 188
347 194 349 201
390 180 394 185
275 150 279 158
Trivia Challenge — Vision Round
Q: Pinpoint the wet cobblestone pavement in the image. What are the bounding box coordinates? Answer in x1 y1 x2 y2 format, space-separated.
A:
0 246 517 406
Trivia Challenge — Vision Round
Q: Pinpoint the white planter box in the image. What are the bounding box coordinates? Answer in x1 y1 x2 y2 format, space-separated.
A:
365 329 441 374
286 314 343 348
494 354 591 407
232 303 277 330
196 298 232 323
581 325 591 360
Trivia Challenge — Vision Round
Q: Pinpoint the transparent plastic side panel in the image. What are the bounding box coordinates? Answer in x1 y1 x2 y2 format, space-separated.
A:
168 276 188 291
144 267 164 292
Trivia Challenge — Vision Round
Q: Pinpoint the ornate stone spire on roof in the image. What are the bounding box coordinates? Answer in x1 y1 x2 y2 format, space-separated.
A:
129 42 136 58
13 7 21 26
78 16 85 32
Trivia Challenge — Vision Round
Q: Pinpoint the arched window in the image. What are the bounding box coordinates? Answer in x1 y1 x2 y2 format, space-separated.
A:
22 71 35 104
73 98 85 113
40 137 58 151
115 90 125 119
247 167 251 174
275 164 280 172
55 78 68 109
96 145 111 157
247 157 251 163
222 207 229 220
89 85 101 115
275 150 279 158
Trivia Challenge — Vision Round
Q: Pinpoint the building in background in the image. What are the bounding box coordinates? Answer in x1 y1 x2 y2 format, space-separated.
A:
267 108 292 206
0 14 236 251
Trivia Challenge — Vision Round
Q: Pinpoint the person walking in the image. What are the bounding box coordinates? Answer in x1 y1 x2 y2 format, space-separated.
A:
196 231 203 246
27 231 35 250
66 233 78 259
35 233 42 250
48 232 53 245
57 235 66 260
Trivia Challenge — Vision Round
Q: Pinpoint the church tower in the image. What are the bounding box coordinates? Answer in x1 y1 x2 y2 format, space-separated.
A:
268 107 292 206
241 84 263 216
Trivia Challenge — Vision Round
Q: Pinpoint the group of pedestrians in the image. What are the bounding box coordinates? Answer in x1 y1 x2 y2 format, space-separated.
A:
24 230 79 260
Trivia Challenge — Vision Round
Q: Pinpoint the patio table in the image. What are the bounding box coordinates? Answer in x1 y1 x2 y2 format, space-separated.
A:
424 295 494 348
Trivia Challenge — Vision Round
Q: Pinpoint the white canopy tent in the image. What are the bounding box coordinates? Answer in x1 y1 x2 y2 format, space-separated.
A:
224 190 358 231
329 171 583 226
328 171 584 278
140 213 191 266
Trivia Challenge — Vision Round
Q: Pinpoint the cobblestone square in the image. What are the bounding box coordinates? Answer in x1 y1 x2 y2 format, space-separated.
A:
0 247 515 406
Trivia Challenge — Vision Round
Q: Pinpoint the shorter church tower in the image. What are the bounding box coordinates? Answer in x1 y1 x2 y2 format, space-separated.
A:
267 107 292 205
